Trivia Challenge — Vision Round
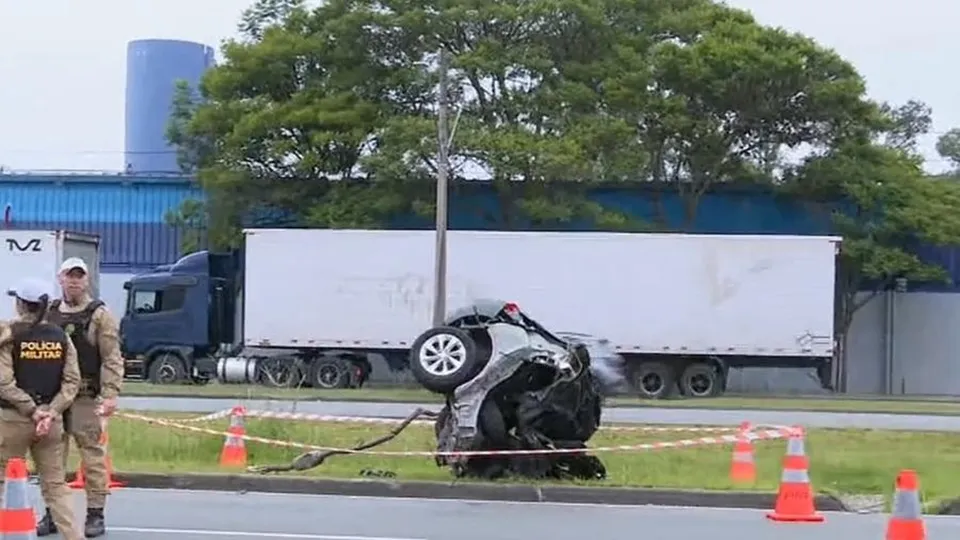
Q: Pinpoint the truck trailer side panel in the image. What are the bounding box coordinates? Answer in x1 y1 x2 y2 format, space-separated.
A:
241 229 839 357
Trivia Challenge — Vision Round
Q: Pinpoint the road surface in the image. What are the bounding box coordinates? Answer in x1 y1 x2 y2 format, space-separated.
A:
33 488 960 539
118 396 960 431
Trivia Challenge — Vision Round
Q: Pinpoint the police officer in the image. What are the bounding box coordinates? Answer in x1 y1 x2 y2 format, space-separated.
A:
35 257 124 538
0 278 83 540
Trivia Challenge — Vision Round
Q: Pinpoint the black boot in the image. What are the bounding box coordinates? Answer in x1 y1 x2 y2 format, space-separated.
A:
84 508 106 538
36 509 58 536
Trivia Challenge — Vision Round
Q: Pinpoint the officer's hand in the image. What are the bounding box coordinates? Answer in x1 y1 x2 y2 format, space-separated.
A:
98 397 117 417
31 408 51 423
34 416 52 437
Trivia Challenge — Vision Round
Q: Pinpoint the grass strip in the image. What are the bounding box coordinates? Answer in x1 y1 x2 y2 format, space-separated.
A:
98 412 960 502
123 382 960 416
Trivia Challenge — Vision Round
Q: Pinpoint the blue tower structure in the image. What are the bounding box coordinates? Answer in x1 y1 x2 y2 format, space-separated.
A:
124 39 215 175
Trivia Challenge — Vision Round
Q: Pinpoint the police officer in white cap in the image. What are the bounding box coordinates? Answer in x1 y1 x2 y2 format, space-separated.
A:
37 257 123 537
0 278 82 540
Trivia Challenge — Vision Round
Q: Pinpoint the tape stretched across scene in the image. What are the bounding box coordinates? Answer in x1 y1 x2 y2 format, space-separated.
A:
117 411 795 458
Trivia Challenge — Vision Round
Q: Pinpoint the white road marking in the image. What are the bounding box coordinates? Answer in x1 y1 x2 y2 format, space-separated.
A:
110 527 425 540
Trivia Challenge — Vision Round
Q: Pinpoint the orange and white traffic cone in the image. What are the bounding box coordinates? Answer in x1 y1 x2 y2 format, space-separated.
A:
729 421 756 484
0 457 38 539
767 426 823 523
69 417 125 490
885 469 925 540
219 406 247 468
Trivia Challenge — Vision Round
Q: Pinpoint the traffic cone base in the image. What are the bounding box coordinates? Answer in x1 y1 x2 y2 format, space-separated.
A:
886 520 924 540
0 458 38 538
220 436 247 467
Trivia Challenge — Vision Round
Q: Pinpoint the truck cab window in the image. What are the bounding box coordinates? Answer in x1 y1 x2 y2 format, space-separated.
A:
132 286 187 314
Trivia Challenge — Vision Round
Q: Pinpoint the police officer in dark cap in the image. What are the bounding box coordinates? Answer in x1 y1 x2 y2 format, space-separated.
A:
0 278 82 540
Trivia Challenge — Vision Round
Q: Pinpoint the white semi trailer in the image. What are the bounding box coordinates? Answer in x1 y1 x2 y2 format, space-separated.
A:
121 229 841 398
0 230 101 320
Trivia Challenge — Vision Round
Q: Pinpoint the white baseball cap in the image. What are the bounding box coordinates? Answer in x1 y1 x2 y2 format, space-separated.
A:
7 277 52 303
59 257 89 274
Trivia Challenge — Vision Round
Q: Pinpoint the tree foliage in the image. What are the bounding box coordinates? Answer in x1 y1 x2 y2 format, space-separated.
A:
936 128 960 175
877 99 933 155
167 0 892 245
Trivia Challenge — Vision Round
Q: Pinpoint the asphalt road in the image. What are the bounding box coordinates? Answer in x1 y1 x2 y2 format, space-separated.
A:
29 488 960 539
118 396 960 431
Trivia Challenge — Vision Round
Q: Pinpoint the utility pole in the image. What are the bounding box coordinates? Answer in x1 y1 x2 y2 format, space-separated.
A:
432 48 450 327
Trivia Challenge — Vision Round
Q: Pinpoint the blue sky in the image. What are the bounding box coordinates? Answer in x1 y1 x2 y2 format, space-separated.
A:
1 0 956 173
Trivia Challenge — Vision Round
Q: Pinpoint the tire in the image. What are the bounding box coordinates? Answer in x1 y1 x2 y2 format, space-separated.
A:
630 361 675 399
310 357 351 389
409 326 483 394
147 352 188 385
678 363 722 398
190 376 211 386
256 357 304 388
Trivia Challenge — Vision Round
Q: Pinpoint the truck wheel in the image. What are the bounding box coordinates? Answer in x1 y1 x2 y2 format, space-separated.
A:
630 362 674 399
257 357 304 388
409 326 482 394
148 353 187 385
678 363 722 398
310 357 351 389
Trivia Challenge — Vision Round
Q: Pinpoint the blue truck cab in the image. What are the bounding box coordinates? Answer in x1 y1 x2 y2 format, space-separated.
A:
120 250 239 384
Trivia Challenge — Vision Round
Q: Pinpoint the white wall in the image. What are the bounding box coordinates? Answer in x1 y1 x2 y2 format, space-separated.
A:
99 272 133 316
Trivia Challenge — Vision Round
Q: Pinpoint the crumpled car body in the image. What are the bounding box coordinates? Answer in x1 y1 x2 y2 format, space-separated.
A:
408 299 611 480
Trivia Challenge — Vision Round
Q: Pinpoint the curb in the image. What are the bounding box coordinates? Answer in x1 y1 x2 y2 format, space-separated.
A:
110 472 849 511
928 498 960 515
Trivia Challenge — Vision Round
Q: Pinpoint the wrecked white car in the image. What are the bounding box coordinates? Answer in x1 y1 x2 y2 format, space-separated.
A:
409 300 611 480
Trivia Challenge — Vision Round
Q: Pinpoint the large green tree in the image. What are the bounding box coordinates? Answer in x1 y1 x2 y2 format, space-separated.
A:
604 0 882 226
167 0 886 244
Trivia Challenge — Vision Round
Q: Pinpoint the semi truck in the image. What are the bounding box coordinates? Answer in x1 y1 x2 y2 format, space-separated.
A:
119 228 842 398
0 230 101 320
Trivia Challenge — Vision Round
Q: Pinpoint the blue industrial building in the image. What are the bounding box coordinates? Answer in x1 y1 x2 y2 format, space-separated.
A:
124 39 215 175
0 173 201 272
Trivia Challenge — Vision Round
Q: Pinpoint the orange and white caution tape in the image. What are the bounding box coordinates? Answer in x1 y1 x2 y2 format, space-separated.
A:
135 408 738 433
116 411 793 457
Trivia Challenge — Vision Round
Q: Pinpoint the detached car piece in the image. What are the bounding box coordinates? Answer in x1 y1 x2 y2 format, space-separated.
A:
409 300 607 480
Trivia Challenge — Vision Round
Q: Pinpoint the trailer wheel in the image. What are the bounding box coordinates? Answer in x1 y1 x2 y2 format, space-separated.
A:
147 352 187 385
410 326 483 394
678 363 721 398
310 357 351 389
256 356 304 388
630 361 675 399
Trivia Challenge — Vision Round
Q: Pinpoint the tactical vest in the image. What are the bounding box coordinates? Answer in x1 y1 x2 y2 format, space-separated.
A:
0 322 69 410
48 300 104 396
